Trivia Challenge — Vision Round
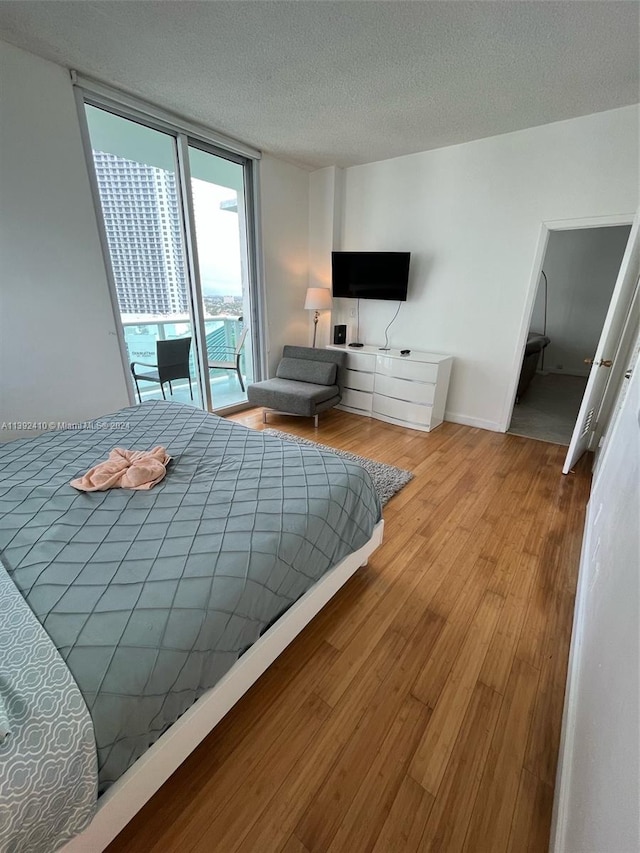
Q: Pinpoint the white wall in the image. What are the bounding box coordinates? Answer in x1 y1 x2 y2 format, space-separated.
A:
530 225 631 377
327 106 639 431
0 41 129 441
259 154 310 376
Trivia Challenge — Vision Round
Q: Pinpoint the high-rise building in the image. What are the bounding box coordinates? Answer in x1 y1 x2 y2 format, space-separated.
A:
92 151 188 315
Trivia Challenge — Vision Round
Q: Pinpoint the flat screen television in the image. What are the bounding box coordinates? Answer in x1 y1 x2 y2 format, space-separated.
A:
331 251 410 301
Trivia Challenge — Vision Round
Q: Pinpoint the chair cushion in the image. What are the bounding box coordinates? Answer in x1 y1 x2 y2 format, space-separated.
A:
247 378 339 416
276 357 337 386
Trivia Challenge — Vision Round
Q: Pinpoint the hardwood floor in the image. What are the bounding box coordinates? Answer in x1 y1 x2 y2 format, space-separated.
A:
106 408 591 853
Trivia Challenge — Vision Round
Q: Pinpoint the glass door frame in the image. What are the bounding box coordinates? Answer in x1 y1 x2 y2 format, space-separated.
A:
73 82 264 414
178 136 261 413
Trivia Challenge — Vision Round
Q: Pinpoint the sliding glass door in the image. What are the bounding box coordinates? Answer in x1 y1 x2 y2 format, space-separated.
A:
84 104 257 412
188 145 254 408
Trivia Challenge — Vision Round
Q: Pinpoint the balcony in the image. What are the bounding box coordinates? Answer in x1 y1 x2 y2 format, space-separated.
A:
123 315 250 411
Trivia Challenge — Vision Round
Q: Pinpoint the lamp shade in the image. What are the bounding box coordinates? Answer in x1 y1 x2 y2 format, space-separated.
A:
304 287 332 311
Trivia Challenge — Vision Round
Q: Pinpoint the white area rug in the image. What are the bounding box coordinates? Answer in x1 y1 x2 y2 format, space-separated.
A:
263 429 414 506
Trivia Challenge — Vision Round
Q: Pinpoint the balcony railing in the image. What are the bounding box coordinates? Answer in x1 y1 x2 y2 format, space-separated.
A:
122 314 249 410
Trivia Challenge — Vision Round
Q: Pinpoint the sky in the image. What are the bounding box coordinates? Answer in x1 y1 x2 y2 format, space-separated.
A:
192 179 243 297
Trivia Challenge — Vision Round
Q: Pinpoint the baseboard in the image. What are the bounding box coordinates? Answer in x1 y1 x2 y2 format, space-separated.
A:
445 412 504 432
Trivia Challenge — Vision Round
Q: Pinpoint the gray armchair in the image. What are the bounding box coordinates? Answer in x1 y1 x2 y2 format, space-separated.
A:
247 345 347 427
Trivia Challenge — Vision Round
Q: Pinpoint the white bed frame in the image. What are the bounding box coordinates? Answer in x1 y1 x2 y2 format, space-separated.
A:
62 519 384 852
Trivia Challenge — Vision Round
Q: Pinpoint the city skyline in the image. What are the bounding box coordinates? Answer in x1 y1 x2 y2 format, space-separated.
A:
93 149 243 317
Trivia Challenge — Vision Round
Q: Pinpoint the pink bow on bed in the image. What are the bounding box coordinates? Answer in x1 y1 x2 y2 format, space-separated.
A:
70 446 172 492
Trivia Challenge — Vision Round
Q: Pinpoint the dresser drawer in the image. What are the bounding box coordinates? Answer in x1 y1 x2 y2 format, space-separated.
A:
374 373 435 405
345 368 375 393
345 351 376 372
372 393 432 427
341 388 373 413
376 355 439 384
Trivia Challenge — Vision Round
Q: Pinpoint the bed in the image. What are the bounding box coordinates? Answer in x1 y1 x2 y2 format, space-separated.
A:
0 401 384 852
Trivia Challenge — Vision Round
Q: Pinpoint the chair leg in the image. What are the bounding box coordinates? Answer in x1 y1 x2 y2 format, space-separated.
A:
263 410 268 424
188 377 193 400
314 414 319 428
168 380 173 395
133 376 142 405
161 383 166 401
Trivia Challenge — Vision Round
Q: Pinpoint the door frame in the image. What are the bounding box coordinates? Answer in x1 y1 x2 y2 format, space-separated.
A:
502 212 636 434
74 86 136 407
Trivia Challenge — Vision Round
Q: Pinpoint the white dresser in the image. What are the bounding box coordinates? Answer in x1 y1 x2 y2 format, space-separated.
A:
327 345 453 432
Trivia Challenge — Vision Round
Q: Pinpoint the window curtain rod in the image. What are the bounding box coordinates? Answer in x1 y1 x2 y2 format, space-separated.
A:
70 70 262 161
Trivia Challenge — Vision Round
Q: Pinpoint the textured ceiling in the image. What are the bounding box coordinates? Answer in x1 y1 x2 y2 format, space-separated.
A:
0 1 638 169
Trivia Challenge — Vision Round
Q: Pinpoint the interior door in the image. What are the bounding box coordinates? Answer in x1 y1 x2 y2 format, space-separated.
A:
563 210 640 473
591 275 640 474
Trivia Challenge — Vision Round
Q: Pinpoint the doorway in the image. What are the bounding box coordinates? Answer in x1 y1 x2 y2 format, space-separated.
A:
509 224 632 444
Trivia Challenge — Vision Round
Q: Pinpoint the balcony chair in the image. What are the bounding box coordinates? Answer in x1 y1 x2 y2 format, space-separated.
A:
247 345 347 427
207 325 249 392
130 337 193 404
